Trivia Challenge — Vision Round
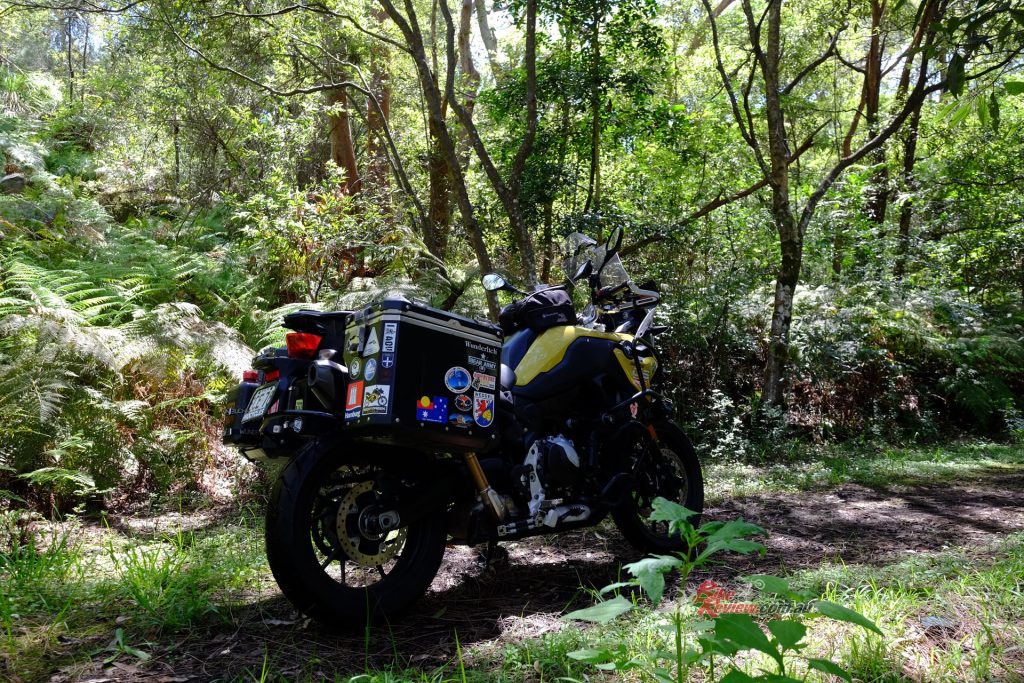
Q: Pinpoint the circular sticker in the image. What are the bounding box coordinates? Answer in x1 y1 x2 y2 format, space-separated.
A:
364 358 377 382
444 366 472 394
349 358 362 380
454 394 472 412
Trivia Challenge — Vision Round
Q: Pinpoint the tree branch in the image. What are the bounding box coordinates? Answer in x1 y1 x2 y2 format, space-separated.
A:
621 121 826 256
701 0 769 175
781 26 843 95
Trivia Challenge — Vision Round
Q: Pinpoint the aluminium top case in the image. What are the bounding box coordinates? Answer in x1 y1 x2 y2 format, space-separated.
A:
341 297 502 452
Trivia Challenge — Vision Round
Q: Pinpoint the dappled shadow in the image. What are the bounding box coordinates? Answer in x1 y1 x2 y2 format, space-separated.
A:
163 530 638 679
707 466 1024 573
46 465 1024 681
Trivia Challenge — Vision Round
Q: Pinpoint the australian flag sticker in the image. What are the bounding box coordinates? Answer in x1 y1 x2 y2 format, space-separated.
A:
416 396 448 424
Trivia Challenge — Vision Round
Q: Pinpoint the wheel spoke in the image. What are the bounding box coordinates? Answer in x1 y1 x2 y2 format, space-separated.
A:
376 564 386 579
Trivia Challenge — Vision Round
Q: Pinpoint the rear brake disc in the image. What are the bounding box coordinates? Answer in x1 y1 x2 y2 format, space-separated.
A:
336 480 407 567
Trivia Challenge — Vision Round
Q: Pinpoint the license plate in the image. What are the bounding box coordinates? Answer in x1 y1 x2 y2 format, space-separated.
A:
242 382 278 423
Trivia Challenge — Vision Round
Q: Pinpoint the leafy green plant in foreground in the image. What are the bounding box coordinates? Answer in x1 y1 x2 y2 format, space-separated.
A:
565 498 883 682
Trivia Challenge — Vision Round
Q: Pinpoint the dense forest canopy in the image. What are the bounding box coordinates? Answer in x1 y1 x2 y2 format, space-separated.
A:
1 0 1022 504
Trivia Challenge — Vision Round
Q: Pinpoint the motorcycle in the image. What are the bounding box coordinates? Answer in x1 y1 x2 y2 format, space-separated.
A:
222 227 704 626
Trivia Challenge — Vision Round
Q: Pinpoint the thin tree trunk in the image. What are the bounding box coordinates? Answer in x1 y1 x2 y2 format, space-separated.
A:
376 0 499 318
893 102 922 281
862 0 889 228
584 11 601 214
456 0 480 167
755 0 800 408
366 7 392 196
65 13 75 103
474 0 501 80
328 89 361 195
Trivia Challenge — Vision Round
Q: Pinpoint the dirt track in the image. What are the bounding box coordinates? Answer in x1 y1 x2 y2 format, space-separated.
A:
148 466 1024 680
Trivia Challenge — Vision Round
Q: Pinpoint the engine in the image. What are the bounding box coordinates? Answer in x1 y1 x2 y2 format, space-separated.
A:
506 435 589 528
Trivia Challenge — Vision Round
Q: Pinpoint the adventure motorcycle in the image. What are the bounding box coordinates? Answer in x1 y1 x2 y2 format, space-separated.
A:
222 228 704 626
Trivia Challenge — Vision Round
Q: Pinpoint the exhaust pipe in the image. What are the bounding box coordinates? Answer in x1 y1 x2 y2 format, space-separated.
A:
308 358 347 407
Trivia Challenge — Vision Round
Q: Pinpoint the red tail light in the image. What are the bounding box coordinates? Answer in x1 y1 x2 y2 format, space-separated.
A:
286 332 322 359
264 370 280 382
242 370 258 382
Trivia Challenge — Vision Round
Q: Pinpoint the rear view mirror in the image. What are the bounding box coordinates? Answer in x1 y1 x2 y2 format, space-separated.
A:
605 227 623 255
572 260 593 283
482 273 507 292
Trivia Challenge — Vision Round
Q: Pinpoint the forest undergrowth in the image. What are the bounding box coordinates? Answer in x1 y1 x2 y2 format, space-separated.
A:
1 442 1021 682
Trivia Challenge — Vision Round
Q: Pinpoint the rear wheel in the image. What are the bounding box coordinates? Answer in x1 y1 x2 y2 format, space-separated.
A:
612 422 704 553
265 443 447 627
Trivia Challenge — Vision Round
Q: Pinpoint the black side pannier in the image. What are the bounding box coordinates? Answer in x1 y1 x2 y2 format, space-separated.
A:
498 287 575 335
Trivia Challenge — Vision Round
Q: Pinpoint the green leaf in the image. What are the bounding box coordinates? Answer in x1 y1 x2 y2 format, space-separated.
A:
623 554 682 605
767 619 807 651
563 595 634 623
699 538 767 562
702 519 768 544
1005 80 1024 95
742 574 813 601
976 95 989 127
949 101 973 127
714 613 781 666
808 658 853 682
813 600 884 636
948 53 965 96
568 648 613 663
598 581 635 595
719 671 758 683
650 496 700 535
741 575 789 594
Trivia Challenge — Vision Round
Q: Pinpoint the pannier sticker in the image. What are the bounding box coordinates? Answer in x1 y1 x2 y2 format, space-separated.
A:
449 413 473 428
345 381 364 411
349 358 362 380
416 396 449 424
362 385 390 414
364 358 377 382
465 340 493 354
380 353 395 369
345 407 361 421
444 366 472 394
454 394 472 412
382 323 398 353
472 372 496 391
468 355 497 372
473 391 494 428
363 328 380 356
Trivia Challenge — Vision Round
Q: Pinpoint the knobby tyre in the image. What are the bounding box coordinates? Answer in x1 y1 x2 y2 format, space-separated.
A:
264 442 447 628
612 422 704 553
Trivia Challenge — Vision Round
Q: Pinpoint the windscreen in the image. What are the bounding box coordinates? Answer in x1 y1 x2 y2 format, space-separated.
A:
562 233 631 289
563 233 597 281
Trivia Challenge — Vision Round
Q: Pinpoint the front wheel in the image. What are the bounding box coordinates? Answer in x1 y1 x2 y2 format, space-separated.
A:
265 443 447 627
611 422 704 554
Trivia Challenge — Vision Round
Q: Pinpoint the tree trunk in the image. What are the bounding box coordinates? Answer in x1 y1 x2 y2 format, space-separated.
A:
474 0 501 79
366 7 392 195
861 0 889 228
456 0 481 167
328 89 361 195
758 0 800 408
892 106 921 281
584 11 601 214
65 13 75 103
426 121 451 259
376 0 499 318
